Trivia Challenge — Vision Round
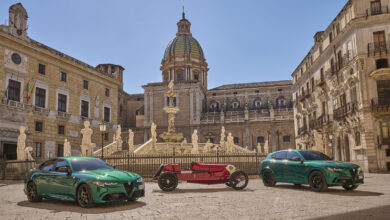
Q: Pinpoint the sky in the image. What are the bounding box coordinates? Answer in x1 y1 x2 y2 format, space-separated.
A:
0 0 348 94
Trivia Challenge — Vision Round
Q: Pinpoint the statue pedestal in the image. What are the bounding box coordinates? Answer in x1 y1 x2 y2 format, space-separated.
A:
159 132 184 143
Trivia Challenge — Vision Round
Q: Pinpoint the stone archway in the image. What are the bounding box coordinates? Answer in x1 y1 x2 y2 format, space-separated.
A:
344 135 351 162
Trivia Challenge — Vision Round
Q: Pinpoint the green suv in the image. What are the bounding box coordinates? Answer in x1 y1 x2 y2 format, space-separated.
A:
259 150 364 192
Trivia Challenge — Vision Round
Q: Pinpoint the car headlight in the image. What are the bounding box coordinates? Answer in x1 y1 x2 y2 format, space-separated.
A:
91 180 118 187
136 177 144 183
326 167 345 172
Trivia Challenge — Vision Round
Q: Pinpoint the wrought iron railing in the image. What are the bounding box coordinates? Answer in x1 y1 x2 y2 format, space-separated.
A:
371 98 390 114
368 41 389 57
333 102 357 120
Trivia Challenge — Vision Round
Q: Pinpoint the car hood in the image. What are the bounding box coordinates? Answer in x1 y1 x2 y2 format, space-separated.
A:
76 169 140 182
308 160 359 169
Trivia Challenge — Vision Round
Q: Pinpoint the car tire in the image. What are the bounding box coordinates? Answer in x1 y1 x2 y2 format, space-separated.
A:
343 184 359 191
77 184 94 208
294 183 301 187
229 170 249 190
262 170 276 187
128 197 139 202
158 172 178 191
309 171 328 192
26 181 42 202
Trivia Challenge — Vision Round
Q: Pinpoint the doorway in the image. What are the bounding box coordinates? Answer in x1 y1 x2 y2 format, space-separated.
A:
344 135 351 162
3 143 17 160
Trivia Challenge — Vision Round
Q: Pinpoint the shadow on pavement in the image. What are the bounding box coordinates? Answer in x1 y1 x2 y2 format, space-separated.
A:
310 204 390 220
17 199 146 214
274 184 384 196
153 187 255 194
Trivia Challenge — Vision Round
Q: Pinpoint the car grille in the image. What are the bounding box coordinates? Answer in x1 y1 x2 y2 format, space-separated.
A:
349 169 357 179
124 182 133 195
103 193 126 201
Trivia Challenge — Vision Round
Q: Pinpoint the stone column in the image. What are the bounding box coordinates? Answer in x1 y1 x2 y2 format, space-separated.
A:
144 92 148 126
190 89 194 123
149 92 153 124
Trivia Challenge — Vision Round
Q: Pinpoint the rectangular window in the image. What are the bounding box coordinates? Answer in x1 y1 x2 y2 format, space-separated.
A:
371 0 382 15
105 88 109 97
373 31 386 51
57 144 64 157
81 100 89 118
329 32 333 43
283 135 291 142
311 77 314 92
35 121 43 132
376 59 389 69
194 74 199 81
177 74 183 81
35 87 46 108
33 142 41 158
83 80 88 90
331 58 335 74
234 137 239 145
104 107 110 122
350 87 357 103
60 72 67 82
58 94 67 112
38 64 45 75
257 136 265 143
7 79 21 102
337 50 343 70
58 125 65 135
104 133 109 141
320 68 324 81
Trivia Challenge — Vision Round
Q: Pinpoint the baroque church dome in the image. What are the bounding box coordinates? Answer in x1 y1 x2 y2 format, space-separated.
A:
162 12 205 62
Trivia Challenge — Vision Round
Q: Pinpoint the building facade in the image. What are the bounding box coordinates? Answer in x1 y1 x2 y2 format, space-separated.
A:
0 4 122 160
126 12 296 151
292 0 390 172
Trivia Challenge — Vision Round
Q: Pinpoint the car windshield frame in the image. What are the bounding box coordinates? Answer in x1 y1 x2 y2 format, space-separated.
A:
69 158 114 172
298 150 332 161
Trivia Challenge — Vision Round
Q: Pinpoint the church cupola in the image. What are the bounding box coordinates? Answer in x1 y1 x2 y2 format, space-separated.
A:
177 10 191 36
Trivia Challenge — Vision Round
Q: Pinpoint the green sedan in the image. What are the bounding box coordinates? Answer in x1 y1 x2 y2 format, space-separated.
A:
259 150 364 192
24 157 145 208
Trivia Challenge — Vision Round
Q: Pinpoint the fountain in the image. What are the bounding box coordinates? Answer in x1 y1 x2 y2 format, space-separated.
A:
159 81 184 142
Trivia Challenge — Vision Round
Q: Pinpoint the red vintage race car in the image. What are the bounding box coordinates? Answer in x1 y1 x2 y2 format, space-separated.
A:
152 162 249 191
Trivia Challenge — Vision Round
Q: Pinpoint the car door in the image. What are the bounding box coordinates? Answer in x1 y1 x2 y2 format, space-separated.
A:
52 159 76 200
270 151 288 182
285 151 307 183
36 159 56 195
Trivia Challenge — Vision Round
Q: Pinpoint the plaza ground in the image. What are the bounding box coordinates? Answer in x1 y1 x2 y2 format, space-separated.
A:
1 174 390 220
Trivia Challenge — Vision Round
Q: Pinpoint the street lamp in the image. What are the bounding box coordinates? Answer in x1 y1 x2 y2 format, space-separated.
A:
99 123 107 159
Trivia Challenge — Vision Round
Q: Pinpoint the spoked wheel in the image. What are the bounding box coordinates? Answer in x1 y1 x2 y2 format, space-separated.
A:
77 184 94 208
229 170 249 190
343 184 358 191
158 172 178 191
26 182 41 202
309 171 328 192
262 170 276 187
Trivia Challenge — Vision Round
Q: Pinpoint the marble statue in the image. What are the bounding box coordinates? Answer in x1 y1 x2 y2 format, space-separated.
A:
182 138 187 144
25 146 34 161
116 125 123 151
64 138 71 157
191 129 199 154
264 140 269 154
17 126 26 160
128 129 134 153
220 126 226 151
151 122 157 140
204 139 213 153
257 143 262 154
226 132 234 153
80 121 94 156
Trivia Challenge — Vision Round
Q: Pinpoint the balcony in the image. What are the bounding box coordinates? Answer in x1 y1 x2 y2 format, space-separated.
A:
368 41 389 57
33 106 50 116
56 111 71 121
314 115 330 129
325 66 338 78
333 102 357 120
316 79 326 87
0 100 33 112
371 98 390 117
365 6 389 17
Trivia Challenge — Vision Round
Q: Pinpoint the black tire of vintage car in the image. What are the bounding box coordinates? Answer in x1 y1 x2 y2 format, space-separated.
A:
229 170 249 190
158 172 178 191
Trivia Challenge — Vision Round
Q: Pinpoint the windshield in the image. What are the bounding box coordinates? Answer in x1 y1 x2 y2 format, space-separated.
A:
298 150 331 161
70 159 114 172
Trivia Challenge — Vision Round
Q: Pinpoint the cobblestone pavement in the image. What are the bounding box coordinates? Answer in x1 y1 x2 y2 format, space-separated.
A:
1 174 390 220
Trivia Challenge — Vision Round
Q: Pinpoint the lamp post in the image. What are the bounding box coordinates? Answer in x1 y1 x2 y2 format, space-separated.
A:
99 123 107 159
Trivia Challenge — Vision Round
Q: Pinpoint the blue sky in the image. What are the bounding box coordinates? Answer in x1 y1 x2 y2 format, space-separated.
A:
0 0 348 94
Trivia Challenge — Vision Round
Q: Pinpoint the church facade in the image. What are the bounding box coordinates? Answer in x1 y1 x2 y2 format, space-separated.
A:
120 12 296 151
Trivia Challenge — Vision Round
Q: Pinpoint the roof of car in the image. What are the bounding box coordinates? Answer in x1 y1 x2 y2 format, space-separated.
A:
58 156 98 160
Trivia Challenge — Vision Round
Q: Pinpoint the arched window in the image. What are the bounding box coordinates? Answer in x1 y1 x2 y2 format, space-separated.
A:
231 99 240 110
276 96 286 108
253 98 262 109
234 137 239 145
166 97 177 107
209 101 220 112
257 136 265 143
